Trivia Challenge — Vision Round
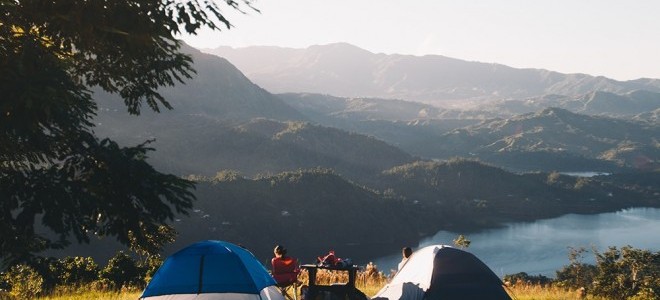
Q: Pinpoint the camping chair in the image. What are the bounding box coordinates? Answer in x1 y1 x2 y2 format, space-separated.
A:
272 256 300 300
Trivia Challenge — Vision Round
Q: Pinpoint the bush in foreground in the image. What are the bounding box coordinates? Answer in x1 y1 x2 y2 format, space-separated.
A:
555 246 659 299
2 264 44 299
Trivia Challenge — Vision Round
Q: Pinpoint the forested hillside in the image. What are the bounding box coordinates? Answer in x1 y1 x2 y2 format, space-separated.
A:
171 161 659 262
46 161 659 263
435 108 659 171
478 90 660 118
276 93 658 172
96 113 414 179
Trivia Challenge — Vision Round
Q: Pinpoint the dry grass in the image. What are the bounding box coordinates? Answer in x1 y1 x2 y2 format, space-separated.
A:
296 262 389 297
35 283 607 300
34 265 606 300
37 290 141 300
505 283 607 300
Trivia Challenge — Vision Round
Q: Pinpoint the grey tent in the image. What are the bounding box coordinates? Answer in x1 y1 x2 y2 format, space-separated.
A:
373 245 511 300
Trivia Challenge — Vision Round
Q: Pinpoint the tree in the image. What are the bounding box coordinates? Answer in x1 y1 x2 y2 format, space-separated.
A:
453 234 471 249
591 246 659 299
555 246 659 299
99 251 141 288
2 264 44 299
0 0 255 267
555 247 597 289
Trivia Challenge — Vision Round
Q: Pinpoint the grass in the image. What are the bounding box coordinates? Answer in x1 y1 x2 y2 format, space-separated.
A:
33 284 605 300
295 262 389 297
37 290 141 300
504 283 608 300
33 264 606 300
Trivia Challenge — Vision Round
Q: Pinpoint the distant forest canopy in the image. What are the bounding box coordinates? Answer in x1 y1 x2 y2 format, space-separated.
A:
49 162 660 264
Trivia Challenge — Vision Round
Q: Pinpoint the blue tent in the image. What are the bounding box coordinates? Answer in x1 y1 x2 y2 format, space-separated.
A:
141 240 285 300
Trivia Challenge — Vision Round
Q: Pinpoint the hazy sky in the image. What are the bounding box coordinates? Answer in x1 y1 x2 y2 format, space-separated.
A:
183 0 660 81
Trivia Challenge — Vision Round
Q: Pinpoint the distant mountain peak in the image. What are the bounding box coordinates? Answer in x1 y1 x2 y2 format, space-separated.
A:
202 43 660 102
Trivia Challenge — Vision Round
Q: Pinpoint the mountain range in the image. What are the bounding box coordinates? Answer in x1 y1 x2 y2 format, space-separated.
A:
93 46 415 178
51 42 660 264
477 90 660 118
91 41 659 179
277 92 658 172
434 107 659 171
204 43 660 104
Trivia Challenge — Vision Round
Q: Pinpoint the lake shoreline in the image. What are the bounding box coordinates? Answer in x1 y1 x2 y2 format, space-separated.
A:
372 207 660 277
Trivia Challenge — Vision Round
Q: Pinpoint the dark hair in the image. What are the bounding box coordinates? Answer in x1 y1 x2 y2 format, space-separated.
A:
402 247 413 258
274 245 287 256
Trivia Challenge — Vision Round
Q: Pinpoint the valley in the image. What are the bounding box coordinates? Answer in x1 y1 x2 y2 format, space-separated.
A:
61 43 660 264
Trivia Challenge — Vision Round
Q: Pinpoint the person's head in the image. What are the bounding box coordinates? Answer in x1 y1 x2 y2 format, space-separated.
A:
402 247 413 259
274 245 287 257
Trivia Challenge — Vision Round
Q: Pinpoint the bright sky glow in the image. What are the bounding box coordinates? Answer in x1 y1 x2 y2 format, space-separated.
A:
183 0 660 81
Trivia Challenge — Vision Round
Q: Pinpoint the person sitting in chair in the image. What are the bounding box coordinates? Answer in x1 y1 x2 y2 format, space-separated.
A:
272 245 300 300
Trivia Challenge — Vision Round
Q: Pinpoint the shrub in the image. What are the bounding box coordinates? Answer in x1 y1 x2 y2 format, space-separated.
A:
0 271 10 295
54 256 100 286
504 272 553 286
590 246 659 300
555 247 597 289
4 264 44 299
28 257 60 291
99 252 142 288
555 246 660 299
140 255 164 283
452 235 471 249
555 263 597 289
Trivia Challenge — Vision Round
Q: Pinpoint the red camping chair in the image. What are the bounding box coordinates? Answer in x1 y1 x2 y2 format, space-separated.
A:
272 256 300 300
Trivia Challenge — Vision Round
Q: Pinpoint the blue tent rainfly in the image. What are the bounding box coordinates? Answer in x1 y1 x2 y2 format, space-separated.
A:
141 240 285 300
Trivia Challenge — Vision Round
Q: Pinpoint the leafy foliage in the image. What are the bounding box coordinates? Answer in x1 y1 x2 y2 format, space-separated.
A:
555 247 597 289
0 253 161 296
140 255 165 284
452 235 471 249
555 246 659 299
99 252 142 289
0 0 254 266
591 246 660 299
2 264 43 299
503 272 552 286
51 257 99 286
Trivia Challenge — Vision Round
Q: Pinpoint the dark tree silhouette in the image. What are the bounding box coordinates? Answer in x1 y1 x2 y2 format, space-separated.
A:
0 0 255 267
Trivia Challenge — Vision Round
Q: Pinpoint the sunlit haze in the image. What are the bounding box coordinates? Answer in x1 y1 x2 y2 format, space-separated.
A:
182 0 660 81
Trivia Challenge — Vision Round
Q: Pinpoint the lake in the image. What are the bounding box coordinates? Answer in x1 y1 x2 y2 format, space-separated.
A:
371 207 660 277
